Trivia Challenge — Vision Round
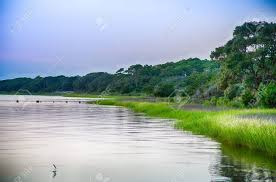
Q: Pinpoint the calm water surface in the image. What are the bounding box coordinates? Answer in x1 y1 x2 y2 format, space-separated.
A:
0 95 275 182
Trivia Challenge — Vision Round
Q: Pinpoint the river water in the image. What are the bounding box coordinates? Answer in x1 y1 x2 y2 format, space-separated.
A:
0 95 275 182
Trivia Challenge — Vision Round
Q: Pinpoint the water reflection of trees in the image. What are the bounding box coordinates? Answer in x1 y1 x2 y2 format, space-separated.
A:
210 145 276 181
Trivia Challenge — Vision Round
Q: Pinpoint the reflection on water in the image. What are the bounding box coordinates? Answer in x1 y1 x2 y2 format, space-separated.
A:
218 144 276 181
0 95 275 182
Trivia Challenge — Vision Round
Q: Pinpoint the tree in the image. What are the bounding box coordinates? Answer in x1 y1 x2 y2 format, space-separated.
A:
258 82 276 108
116 68 124 74
153 83 175 97
211 22 276 100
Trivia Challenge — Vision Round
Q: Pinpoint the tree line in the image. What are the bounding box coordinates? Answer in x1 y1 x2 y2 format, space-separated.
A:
0 58 219 96
0 22 275 108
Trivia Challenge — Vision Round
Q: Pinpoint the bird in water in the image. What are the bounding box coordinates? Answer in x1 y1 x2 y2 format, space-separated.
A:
52 164 57 178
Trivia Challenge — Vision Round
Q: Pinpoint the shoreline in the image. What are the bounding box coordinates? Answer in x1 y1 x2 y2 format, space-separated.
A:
92 99 276 158
1 93 275 158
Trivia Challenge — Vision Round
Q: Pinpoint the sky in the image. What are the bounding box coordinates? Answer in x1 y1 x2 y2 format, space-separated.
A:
0 0 276 80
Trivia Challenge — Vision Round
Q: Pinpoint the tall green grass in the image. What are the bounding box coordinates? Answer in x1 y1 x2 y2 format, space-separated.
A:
95 99 276 157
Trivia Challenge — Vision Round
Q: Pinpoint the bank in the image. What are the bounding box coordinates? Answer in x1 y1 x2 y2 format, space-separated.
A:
92 99 276 158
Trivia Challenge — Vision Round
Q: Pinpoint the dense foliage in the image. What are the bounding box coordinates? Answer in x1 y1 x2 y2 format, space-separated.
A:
0 58 219 97
0 21 275 108
210 21 276 108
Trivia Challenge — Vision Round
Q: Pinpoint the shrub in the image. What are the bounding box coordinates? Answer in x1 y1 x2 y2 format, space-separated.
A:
153 83 175 97
216 97 230 106
224 84 243 100
203 86 224 99
241 89 255 107
228 98 244 108
203 97 217 106
204 97 244 108
258 82 276 108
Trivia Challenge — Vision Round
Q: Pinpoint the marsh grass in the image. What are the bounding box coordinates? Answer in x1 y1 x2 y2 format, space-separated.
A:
94 99 276 157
